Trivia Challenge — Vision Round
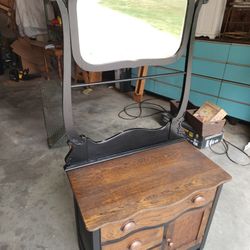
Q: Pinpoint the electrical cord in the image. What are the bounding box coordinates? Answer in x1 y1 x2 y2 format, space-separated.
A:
118 101 249 166
209 138 250 166
118 98 173 138
209 140 227 155
118 99 250 167
177 116 249 166
118 99 169 120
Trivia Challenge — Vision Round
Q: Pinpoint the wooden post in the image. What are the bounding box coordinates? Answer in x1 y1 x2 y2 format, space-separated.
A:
133 66 148 103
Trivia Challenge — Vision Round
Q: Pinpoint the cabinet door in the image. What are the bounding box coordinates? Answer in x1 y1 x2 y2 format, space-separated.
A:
164 205 212 250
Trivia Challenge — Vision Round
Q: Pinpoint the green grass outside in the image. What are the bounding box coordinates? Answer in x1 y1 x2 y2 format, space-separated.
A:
100 0 187 36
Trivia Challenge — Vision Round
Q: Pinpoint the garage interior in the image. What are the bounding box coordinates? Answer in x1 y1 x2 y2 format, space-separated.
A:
0 1 250 250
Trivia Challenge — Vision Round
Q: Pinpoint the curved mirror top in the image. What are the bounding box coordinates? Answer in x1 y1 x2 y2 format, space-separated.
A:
71 0 188 71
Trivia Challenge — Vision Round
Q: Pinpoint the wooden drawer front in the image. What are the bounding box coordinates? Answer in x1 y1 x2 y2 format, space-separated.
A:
145 80 155 93
219 82 250 105
217 99 250 122
189 91 218 107
193 41 230 62
224 64 250 86
150 246 162 250
191 76 221 97
192 59 226 79
227 44 250 66
154 81 182 100
101 188 216 242
102 227 163 250
155 67 184 88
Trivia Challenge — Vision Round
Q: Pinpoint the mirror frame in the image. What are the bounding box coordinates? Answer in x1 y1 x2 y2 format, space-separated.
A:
70 0 195 72
54 0 207 171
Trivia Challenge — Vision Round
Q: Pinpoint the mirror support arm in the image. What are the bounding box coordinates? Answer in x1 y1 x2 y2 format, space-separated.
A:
57 0 84 145
173 0 204 125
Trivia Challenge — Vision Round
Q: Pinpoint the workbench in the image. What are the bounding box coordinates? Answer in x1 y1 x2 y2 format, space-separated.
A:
67 141 231 250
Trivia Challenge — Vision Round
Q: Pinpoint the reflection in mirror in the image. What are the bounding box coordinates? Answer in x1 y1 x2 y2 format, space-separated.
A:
40 79 66 147
72 87 169 141
76 0 187 66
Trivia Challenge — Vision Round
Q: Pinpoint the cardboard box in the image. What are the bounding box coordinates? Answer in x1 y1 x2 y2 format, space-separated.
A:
11 38 45 74
182 121 223 149
169 100 226 137
193 101 227 123
185 109 226 137
186 131 224 149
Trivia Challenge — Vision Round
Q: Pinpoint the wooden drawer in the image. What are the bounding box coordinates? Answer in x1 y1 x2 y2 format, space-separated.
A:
145 80 155 92
228 44 250 66
191 76 221 97
151 246 162 250
193 41 230 62
192 59 226 79
217 99 250 122
154 80 182 100
219 82 250 105
102 227 163 250
101 188 216 242
189 91 218 107
224 64 250 86
155 67 184 88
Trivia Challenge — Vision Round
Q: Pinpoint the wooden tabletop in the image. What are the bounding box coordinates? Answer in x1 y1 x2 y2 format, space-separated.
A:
67 141 231 231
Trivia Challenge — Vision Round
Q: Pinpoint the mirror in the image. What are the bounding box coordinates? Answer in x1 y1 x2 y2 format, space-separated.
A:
70 0 188 71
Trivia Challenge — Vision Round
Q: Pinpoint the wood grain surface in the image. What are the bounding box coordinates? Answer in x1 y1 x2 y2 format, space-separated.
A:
67 141 231 232
166 206 211 249
100 188 216 242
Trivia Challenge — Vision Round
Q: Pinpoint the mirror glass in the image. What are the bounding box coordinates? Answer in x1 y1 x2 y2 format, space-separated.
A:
75 0 188 67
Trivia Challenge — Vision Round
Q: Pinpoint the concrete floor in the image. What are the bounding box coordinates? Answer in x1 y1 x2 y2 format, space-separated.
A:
0 77 250 250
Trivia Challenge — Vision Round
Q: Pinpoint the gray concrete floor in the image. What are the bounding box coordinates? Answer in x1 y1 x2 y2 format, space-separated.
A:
0 77 250 250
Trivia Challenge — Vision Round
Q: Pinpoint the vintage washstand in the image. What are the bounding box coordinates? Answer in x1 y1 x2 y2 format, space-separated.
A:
56 0 231 249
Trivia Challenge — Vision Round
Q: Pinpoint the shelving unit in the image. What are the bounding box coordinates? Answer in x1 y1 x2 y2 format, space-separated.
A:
133 40 250 122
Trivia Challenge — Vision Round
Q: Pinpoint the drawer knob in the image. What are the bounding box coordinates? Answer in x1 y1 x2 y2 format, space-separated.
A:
121 221 136 233
167 238 174 248
129 240 142 250
193 195 206 204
